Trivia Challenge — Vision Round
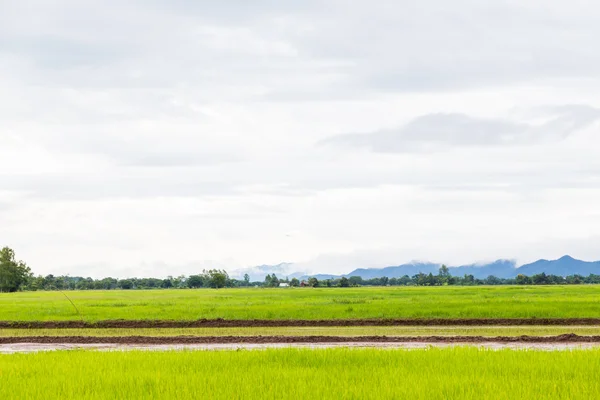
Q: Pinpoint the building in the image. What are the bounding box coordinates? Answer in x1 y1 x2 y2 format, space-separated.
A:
279 283 289 287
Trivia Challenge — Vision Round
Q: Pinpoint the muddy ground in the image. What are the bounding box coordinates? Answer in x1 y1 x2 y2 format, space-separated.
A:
0 333 598 345
4 318 600 329
3 342 600 354
4 333 600 353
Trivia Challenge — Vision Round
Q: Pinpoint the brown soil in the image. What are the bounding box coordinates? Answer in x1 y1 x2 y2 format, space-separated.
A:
1 334 599 345
3 318 600 329
5 342 600 354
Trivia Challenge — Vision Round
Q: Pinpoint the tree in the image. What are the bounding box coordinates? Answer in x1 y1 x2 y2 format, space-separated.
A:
426 273 438 286
438 265 450 278
173 275 187 288
348 276 363 286
98 277 117 290
484 275 502 285
532 273 549 285
119 279 134 290
270 274 280 287
338 277 350 287
438 265 451 285
265 274 279 287
205 269 228 289
290 278 300 287
187 274 204 288
461 274 475 286
307 277 319 287
29 275 45 291
399 275 412 285
515 274 531 285
413 273 427 286
244 274 250 286
0 247 32 292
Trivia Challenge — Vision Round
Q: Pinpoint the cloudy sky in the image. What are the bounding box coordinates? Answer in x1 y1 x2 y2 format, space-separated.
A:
2 0 600 278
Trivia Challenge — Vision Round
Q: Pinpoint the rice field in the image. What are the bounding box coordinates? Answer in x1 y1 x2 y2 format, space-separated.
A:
2 325 600 337
1 347 599 399
3 287 599 399
2 285 600 321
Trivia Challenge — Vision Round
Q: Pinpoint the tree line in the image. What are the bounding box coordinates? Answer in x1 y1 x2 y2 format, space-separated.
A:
3 247 600 292
17 270 600 292
262 267 600 287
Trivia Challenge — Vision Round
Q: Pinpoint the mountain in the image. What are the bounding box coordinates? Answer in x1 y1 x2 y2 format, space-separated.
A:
452 260 517 279
235 256 600 282
329 256 600 280
344 260 517 280
517 255 600 277
346 262 440 279
304 274 341 280
231 263 306 282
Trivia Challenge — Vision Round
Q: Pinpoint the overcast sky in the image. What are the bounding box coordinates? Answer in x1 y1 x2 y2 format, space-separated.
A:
2 0 600 278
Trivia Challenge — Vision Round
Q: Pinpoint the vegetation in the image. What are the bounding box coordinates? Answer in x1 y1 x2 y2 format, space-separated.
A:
264 274 280 287
3 325 600 338
0 247 32 293
340 269 600 286
2 286 600 321
19 267 600 293
2 348 600 399
1 245 598 292
28 269 232 291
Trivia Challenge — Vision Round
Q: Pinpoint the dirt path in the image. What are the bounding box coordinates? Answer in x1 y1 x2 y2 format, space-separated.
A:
4 318 600 329
1 333 599 345
3 341 600 354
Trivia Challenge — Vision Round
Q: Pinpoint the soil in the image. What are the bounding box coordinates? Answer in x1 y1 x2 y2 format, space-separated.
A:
3 342 599 354
4 318 600 329
0 333 598 345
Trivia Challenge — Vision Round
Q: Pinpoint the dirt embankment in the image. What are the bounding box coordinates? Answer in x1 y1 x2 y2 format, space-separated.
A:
3 318 600 329
0 334 598 345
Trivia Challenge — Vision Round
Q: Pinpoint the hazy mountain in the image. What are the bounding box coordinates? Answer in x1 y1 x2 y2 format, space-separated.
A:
452 260 517 279
231 263 306 282
295 273 341 280
236 256 600 282
346 262 440 279
294 260 516 280
517 255 600 277
342 260 517 279
338 257 600 280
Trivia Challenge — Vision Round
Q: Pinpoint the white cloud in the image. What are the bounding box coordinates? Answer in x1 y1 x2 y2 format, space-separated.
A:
319 105 600 152
1 0 600 277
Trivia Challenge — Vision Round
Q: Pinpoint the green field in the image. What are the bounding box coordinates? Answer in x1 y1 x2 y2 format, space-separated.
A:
2 326 600 337
1 348 599 399
2 286 600 321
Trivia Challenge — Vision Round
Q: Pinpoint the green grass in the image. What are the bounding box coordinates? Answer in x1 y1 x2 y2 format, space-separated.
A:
3 326 600 337
1 286 600 321
1 348 600 399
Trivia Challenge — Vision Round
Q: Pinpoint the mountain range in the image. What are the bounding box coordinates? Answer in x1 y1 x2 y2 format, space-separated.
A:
233 256 600 281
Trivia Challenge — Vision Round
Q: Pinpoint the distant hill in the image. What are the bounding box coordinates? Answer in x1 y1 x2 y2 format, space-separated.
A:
451 260 517 279
231 263 305 282
517 255 600 277
236 256 600 282
342 260 516 280
340 256 600 280
346 262 440 279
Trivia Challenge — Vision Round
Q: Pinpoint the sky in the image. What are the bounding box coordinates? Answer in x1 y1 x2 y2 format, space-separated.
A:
1 0 600 278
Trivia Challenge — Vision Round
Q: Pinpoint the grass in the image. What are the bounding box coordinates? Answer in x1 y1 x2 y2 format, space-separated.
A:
1 286 600 321
1 348 600 399
2 326 600 337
